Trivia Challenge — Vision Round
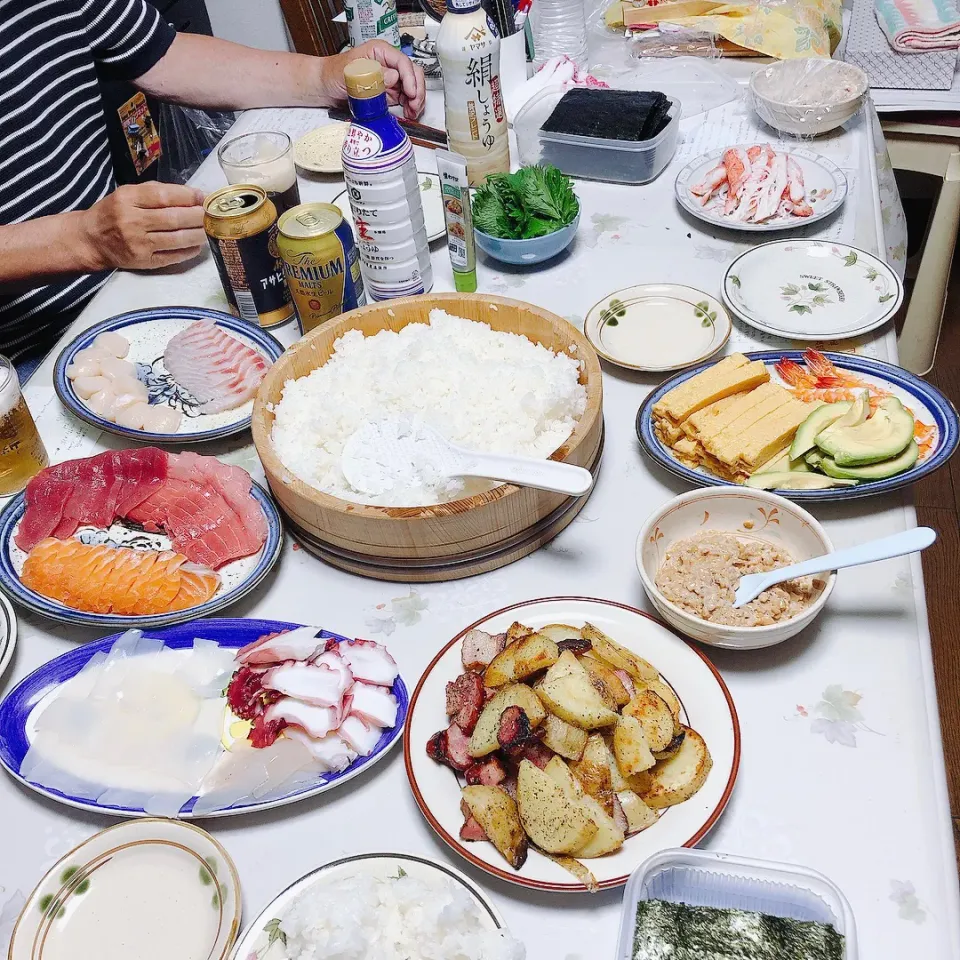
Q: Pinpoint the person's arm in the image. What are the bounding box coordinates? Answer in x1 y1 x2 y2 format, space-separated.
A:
136 35 426 119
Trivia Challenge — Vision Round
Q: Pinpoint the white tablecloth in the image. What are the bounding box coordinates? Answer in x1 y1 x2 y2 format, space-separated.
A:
1 95 957 960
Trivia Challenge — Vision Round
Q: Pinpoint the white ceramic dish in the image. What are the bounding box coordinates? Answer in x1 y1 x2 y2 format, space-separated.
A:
584 284 731 372
9 818 241 960
404 596 740 892
722 239 903 341
636 488 835 650
0 590 15 680
231 852 509 960
675 145 847 233
332 172 445 243
294 123 348 173
617 848 858 960
749 59 869 138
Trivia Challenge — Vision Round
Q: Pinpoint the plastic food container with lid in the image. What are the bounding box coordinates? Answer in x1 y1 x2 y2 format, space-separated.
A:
514 88 681 185
617 848 858 960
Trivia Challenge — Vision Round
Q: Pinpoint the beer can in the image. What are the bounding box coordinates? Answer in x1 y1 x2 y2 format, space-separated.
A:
204 184 294 329
277 202 367 336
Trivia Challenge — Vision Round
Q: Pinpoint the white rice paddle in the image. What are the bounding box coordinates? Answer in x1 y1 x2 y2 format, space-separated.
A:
731 526 936 609
341 417 594 498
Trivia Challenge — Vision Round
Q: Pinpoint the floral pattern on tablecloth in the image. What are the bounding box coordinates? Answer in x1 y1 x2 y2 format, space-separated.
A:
793 685 879 747
870 104 907 278
365 589 429 635
891 880 927 923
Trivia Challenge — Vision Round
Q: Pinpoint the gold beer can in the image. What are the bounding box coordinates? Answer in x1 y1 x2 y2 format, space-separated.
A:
277 202 366 336
0 356 48 496
204 184 294 329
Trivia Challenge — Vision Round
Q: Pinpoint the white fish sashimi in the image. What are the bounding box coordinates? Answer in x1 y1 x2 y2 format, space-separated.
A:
283 728 358 772
338 714 382 757
349 681 398 728
266 698 341 739
164 319 269 414
238 627 330 666
91 331 130 358
339 639 399 687
262 661 351 707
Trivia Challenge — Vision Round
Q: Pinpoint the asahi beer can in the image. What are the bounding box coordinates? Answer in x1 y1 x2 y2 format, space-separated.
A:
343 0 401 48
203 184 294 329
277 202 366 336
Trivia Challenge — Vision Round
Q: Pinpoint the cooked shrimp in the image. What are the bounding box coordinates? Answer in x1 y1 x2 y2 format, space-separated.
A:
916 421 938 459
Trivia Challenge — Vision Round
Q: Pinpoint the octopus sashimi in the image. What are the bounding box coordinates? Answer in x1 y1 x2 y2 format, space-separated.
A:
350 681 399 728
262 660 352 707
237 627 333 666
339 639 400 687
266 698 342 739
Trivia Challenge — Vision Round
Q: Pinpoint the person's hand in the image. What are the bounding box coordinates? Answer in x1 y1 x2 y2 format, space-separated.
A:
76 183 207 272
321 41 426 120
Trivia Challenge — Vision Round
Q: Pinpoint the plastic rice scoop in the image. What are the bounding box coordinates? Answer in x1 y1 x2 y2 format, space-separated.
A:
341 417 594 499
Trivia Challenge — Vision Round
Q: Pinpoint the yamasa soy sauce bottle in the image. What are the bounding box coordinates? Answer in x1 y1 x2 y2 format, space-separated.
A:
437 0 510 186
341 58 433 299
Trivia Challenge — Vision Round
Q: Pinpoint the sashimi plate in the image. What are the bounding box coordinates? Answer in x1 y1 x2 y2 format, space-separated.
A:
404 597 740 892
0 484 282 628
0 619 408 819
636 350 960 501
333 172 445 243
54 307 284 443
674 145 847 233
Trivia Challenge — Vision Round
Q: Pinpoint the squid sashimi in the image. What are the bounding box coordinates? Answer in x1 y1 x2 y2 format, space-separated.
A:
284 728 357 772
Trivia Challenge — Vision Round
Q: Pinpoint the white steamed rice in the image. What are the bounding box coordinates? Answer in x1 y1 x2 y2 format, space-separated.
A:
281 871 525 960
271 309 587 506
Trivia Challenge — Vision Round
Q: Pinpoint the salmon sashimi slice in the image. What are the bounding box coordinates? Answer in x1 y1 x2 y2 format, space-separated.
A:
164 320 269 414
20 539 218 615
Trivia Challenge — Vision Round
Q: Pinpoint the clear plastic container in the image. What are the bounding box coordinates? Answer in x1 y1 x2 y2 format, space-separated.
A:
514 89 680 185
617 848 858 960
529 0 588 69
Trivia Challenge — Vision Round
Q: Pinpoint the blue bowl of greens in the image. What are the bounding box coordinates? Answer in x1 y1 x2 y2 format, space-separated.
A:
472 165 580 265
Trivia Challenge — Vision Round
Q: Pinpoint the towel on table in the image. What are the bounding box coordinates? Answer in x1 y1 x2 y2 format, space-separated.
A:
875 0 960 51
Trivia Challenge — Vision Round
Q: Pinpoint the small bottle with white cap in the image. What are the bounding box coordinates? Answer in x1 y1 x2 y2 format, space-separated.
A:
340 59 434 300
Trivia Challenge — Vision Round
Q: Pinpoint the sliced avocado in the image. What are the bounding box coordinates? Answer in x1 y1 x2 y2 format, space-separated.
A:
818 440 919 481
755 448 813 475
744 472 858 490
805 449 824 469
789 402 851 460
815 396 915 466
826 390 870 433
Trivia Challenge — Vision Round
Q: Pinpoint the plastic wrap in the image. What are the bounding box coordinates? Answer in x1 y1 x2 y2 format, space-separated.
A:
748 58 869 139
157 104 238 185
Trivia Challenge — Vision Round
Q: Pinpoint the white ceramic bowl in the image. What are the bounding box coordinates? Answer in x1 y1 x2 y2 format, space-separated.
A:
636 488 835 649
749 59 868 138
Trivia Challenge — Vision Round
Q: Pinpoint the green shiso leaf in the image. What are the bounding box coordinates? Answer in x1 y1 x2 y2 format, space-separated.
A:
472 165 578 239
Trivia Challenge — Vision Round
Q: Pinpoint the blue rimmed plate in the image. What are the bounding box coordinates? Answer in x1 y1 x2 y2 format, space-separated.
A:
54 307 283 443
636 350 959 502
0 619 408 819
0 483 282 628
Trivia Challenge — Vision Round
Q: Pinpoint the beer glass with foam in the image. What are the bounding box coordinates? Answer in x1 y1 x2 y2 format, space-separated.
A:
0 356 48 496
218 131 301 216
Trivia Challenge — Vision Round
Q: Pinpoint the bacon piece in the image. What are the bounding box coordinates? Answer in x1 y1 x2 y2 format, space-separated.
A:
426 721 473 771
557 637 592 656
462 629 507 671
497 706 540 758
501 774 518 799
459 799 488 841
465 755 506 786
517 740 555 770
445 671 485 735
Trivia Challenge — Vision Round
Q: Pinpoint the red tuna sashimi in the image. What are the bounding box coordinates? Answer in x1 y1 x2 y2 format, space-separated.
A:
16 448 169 552
164 320 268 414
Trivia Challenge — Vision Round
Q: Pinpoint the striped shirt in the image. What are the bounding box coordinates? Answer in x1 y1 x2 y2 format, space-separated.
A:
0 0 175 356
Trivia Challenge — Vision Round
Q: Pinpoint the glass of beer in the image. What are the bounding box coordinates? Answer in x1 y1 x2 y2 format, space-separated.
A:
0 356 48 496
218 131 301 215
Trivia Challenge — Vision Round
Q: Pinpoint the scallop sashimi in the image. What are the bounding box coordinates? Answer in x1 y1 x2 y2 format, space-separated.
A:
164 320 269 414
21 539 220 615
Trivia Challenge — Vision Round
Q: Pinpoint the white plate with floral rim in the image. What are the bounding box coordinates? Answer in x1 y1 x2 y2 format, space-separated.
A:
9 818 241 960
403 597 740 893
333 172 445 243
54 308 283 443
721 240 903 341
584 284 732 372
675 145 847 233
231 852 513 960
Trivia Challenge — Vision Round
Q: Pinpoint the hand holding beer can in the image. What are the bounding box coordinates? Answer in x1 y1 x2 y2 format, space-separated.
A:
0 356 48 497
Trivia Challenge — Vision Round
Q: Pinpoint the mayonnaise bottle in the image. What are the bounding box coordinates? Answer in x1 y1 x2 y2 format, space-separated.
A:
437 0 511 186
341 59 433 300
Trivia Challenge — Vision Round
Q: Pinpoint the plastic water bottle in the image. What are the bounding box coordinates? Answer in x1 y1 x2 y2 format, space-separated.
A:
341 59 433 300
530 0 588 69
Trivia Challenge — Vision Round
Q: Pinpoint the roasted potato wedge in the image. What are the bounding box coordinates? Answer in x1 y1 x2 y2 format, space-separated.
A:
581 623 658 682
468 684 547 757
543 757 623 858
506 622 535 645
537 623 584 645
570 733 615 816
461 785 528 869
538 851 598 891
543 755 582 795
483 644 520 687
652 729 686 761
541 713 589 760
613 715 656 777
617 789 658 834
581 657 631 707
622 690 676 753
516 759 597 854
640 726 712 809
637 677 682 720
537 657 620 730
484 632 559 687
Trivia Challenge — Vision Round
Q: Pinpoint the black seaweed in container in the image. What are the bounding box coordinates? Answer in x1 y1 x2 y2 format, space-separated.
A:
542 89 672 142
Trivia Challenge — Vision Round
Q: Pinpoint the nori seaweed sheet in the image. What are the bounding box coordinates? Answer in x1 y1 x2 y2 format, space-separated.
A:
632 899 845 960
541 89 671 142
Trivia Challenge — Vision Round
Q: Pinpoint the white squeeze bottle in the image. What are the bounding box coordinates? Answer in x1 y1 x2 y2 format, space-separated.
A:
437 0 510 186
341 59 433 299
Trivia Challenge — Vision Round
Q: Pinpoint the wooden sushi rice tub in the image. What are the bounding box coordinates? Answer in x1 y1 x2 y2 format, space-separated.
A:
253 294 604 581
